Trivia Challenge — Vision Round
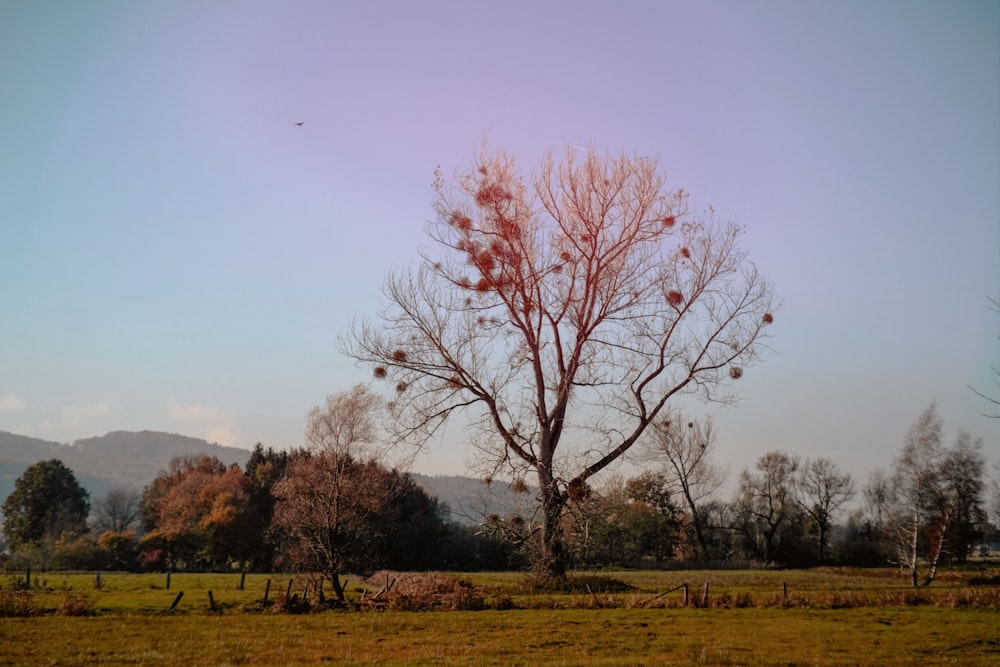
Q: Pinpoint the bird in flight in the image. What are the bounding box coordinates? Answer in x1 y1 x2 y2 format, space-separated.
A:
295 121 304 126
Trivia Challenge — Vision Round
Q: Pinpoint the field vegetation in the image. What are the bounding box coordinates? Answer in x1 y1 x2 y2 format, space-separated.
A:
2 567 998 665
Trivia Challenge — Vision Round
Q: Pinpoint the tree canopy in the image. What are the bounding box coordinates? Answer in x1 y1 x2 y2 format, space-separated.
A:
344 145 775 576
1 458 90 550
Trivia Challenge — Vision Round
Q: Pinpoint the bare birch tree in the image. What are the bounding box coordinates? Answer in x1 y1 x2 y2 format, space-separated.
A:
889 403 945 586
343 145 775 577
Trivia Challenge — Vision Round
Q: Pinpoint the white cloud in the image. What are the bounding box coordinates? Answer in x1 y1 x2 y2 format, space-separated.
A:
167 399 239 446
80 400 113 418
28 400 115 441
0 394 25 413
167 399 224 422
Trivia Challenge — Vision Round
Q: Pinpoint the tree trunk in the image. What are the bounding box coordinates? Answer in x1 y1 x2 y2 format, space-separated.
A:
923 508 951 586
908 510 920 587
536 470 568 580
329 572 346 604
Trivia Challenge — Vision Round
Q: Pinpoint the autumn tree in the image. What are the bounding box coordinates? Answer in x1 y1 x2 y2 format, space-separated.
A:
795 457 854 562
270 387 444 603
343 145 775 578
140 455 254 570
271 451 432 603
1 459 90 552
644 412 727 560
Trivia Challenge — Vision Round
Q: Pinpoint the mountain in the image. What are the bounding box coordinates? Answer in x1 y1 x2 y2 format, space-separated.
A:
0 430 251 509
0 431 529 526
411 473 530 526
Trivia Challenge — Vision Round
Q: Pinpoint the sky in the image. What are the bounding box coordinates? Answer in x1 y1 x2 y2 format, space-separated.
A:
1 0 998 489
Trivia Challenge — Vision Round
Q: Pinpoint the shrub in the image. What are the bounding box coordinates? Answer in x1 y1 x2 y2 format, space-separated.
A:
0 589 35 617
363 572 487 611
56 593 95 616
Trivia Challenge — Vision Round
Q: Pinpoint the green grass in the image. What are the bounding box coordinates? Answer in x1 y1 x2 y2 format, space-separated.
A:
1 568 998 665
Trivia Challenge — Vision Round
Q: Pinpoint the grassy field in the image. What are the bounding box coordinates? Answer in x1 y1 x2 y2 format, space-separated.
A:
1 568 998 665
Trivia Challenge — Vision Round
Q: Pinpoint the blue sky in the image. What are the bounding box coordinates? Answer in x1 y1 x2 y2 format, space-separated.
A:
1 0 998 485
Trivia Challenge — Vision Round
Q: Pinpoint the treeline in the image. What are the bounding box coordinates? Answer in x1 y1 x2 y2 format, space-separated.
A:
0 447 519 587
1 403 997 589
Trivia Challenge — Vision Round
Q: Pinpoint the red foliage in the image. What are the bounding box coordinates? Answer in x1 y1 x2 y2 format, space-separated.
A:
667 290 684 307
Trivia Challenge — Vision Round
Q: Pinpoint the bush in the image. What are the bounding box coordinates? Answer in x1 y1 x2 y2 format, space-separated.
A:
363 572 487 611
0 589 35 617
56 593 95 616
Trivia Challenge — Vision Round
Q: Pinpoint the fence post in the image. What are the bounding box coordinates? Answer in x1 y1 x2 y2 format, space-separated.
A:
208 591 216 611
783 581 788 600
683 583 689 606
95 572 102 590
240 571 246 591
168 591 184 612
166 570 171 591
285 578 293 601
702 582 709 607
263 579 271 605
25 567 30 590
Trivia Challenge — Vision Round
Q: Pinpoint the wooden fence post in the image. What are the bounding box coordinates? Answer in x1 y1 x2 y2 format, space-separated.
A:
783 581 788 600
166 570 171 591
239 571 246 591
263 579 271 605
683 583 689 606
208 591 216 611
702 582 709 607
168 591 184 612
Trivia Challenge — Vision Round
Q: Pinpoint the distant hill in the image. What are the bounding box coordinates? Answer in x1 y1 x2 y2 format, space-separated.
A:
411 473 530 526
0 430 251 511
0 431 529 526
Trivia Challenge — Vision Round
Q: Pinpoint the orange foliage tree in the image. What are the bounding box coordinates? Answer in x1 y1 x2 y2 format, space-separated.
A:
140 455 254 569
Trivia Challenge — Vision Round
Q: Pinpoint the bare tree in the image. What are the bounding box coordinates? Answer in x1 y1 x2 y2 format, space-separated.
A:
644 412 727 560
343 145 775 578
938 430 986 563
92 487 142 534
271 387 420 603
271 451 401 604
795 458 854 562
968 293 1000 418
863 467 892 532
888 403 945 586
734 451 800 562
989 462 1000 529
306 384 391 460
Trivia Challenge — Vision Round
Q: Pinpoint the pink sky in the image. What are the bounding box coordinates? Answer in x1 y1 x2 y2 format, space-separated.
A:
1 1 998 486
